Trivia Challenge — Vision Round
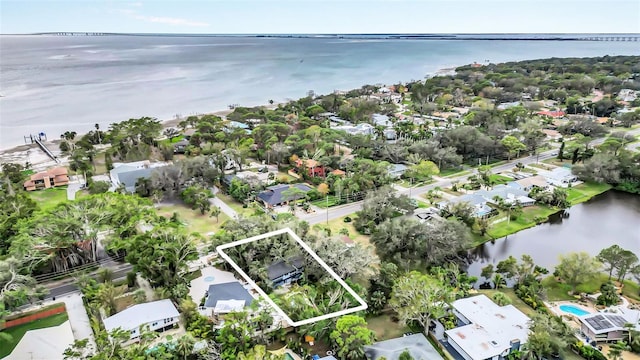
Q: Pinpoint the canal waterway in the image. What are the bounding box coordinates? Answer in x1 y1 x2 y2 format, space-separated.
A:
466 191 640 278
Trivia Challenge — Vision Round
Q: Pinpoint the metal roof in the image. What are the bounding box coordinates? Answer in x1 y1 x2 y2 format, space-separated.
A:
103 299 179 333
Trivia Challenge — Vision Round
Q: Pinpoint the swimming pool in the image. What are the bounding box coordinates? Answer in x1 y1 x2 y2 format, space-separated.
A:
559 304 591 316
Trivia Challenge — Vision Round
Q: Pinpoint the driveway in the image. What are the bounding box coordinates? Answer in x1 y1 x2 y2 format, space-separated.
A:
66 182 83 200
60 293 95 346
210 186 238 218
188 266 240 304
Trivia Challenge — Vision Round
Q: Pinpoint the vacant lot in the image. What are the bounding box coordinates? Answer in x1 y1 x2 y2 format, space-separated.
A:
156 203 229 236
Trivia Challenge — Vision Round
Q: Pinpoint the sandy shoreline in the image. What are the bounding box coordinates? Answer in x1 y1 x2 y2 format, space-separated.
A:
0 65 459 166
0 104 272 168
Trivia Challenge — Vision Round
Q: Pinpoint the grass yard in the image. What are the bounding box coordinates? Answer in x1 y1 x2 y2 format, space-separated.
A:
366 313 411 341
488 174 512 185
316 214 370 246
0 312 69 358
114 293 136 312
310 195 341 208
527 163 554 171
541 276 604 301
566 182 612 205
542 274 640 302
156 203 229 236
486 205 558 239
439 168 469 177
213 193 256 217
28 187 68 209
477 288 537 317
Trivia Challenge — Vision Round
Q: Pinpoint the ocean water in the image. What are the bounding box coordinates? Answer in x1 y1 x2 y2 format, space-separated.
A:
0 35 638 149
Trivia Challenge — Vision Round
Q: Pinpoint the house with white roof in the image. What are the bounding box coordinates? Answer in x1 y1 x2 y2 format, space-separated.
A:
477 185 536 207
445 294 530 360
109 161 167 193
543 167 578 187
102 299 180 340
333 123 374 136
437 194 495 218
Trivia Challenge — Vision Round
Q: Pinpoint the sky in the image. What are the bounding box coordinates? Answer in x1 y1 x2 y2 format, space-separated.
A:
1 0 639 34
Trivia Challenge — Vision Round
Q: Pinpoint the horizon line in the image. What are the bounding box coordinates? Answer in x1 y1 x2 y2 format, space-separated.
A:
2 32 640 36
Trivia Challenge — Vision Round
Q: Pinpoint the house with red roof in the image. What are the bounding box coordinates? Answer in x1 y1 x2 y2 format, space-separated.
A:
295 159 325 177
23 167 69 191
537 110 566 118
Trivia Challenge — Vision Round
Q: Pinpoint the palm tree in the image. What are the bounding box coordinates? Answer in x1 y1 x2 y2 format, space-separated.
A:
477 217 490 236
493 273 506 289
210 206 221 223
96 283 125 316
94 123 102 144
175 334 196 360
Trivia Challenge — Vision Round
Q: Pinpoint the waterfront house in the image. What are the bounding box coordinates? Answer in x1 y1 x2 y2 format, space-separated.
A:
544 167 578 187
445 294 530 360
477 185 536 207
23 167 69 191
437 194 495 218
364 333 442 360
102 299 179 341
578 312 639 343
172 139 190 154
256 183 313 209
203 281 255 316
109 161 166 193
268 257 305 288
295 158 325 177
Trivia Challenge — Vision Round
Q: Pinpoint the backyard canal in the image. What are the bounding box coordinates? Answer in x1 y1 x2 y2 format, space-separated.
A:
466 190 640 277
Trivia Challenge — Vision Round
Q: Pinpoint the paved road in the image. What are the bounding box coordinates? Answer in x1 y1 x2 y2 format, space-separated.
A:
45 265 132 299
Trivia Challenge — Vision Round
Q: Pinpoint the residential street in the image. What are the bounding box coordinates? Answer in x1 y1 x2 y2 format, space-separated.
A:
301 148 558 225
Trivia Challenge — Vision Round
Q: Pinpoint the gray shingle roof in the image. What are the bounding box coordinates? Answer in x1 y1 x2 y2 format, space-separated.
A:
257 184 312 206
204 281 255 308
267 257 305 281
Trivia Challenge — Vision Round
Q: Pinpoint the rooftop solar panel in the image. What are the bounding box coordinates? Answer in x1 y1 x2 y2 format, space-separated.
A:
585 315 614 331
607 315 627 327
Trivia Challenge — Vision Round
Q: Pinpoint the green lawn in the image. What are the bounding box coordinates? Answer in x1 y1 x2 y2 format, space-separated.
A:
477 288 537 317
213 193 254 217
541 276 603 301
566 182 612 205
156 203 229 236
439 168 469 177
486 205 558 239
311 195 341 208
366 313 411 341
28 187 68 209
0 312 69 358
542 274 640 302
488 174 512 185
316 214 370 246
